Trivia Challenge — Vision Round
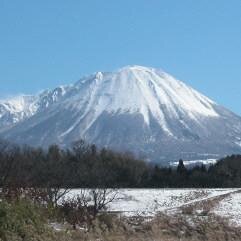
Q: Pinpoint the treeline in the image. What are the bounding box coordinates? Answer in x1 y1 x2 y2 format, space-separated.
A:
0 139 241 188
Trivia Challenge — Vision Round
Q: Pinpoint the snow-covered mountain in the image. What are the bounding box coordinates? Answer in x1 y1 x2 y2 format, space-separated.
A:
0 87 68 130
1 65 241 163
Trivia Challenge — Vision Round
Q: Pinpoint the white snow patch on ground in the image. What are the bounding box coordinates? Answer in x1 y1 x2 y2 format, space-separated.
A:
213 191 241 227
66 189 236 217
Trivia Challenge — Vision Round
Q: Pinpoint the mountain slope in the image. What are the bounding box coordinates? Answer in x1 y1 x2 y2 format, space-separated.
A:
0 87 68 130
1 65 241 163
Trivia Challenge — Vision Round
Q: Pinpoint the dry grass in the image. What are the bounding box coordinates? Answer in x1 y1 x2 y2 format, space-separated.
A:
50 211 241 241
52 191 241 241
3 190 241 241
179 190 240 217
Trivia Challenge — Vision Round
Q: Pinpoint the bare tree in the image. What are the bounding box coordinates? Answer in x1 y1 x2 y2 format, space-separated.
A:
90 188 118 218
60 188 118 229
27 187 71 207
45 187 71 207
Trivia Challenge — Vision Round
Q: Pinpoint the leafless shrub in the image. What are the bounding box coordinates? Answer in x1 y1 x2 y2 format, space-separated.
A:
14 188 71 208
59 188 118 229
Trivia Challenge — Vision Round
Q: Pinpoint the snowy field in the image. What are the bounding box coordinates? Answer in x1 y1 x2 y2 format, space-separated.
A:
213 191 241 227
66 189 240 224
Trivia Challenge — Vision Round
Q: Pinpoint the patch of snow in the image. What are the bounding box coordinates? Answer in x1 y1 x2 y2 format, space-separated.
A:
0 95 34 113
171 159 217 167
49 222 65 232
213 191 241 227
235 141 241 147
65 189 235 217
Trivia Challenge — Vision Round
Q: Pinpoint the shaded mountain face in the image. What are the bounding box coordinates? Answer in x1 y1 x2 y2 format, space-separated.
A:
1 65 241 164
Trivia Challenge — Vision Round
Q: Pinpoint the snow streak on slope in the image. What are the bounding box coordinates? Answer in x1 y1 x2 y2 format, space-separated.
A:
60 65 219 137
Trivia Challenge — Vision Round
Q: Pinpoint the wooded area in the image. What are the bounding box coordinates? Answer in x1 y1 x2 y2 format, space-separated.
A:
1 139 241 188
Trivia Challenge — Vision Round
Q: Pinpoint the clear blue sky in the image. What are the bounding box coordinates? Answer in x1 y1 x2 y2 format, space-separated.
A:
1 1 241 114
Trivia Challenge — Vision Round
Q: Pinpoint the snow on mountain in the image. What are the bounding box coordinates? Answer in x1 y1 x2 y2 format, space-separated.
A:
58 65 220 139
0 86 68 130
1 65 241 163
0 95 36 130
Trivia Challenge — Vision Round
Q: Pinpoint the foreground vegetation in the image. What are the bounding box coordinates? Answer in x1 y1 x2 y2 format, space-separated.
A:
1 139 241 188
0 190 241 241
1 139 241 240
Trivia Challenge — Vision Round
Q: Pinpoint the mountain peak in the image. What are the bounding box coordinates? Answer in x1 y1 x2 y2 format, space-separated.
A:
118 65 156 73
95 71 104 80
